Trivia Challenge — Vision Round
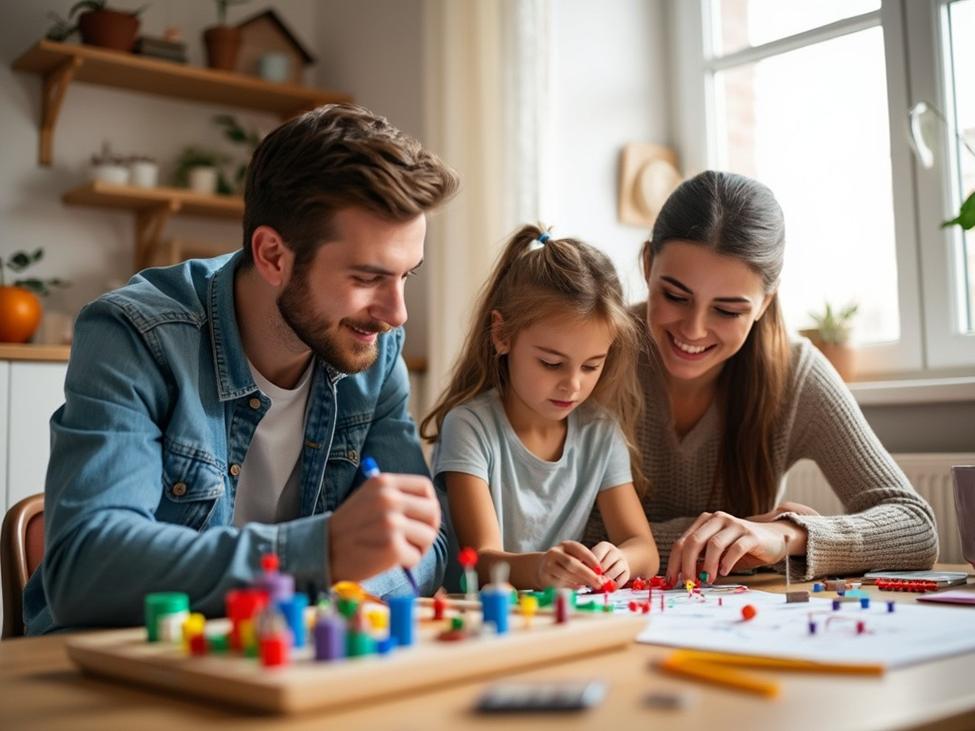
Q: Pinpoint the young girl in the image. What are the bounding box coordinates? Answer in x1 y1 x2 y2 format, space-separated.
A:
421 225 659 590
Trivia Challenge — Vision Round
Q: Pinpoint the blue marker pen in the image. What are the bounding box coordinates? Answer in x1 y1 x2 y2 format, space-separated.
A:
361 456 420 596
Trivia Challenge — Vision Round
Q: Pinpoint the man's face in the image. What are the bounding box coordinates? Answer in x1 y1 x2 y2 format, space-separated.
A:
277 207 426 373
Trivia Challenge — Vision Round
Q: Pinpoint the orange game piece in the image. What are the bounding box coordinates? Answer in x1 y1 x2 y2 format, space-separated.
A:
741 604 757 621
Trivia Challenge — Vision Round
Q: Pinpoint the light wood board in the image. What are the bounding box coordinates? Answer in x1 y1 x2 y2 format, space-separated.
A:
67 611 645 714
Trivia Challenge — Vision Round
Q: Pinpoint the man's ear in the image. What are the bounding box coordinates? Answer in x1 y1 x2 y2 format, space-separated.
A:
490 310 509 355
251 226 292 288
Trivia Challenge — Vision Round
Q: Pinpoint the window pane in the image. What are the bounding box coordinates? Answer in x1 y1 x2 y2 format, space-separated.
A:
712 0 880 56
947 0 975 333
713 27 899 345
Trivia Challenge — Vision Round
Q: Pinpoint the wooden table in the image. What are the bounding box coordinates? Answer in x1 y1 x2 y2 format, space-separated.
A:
2 566 974 731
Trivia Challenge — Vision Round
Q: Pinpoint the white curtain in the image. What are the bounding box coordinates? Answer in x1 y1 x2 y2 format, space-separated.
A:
421 0 551 416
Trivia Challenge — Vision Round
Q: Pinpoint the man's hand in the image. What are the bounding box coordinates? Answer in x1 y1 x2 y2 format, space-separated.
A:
537 541 603 589
328 473 441 582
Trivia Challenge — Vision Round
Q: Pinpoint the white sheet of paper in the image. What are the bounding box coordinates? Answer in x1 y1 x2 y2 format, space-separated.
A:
626 588 975 668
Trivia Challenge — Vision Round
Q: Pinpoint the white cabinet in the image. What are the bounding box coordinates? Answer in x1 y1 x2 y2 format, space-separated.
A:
2 360 68 518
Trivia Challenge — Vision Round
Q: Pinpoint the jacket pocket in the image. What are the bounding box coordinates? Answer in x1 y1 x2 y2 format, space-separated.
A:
158 442 226 531
318 413 371 511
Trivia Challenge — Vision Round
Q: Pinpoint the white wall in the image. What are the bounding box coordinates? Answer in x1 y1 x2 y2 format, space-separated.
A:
0 0 317 324
548 0 670 304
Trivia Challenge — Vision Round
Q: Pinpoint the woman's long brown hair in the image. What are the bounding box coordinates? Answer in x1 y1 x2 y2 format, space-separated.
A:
422 224 647 492
643 171 790 515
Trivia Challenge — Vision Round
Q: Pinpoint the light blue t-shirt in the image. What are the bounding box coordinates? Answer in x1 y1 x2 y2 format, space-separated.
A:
432 389 632 557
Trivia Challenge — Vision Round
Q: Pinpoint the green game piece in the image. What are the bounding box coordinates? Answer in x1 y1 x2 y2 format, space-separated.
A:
208 634 230 653
699 571 709 583
336 597 359 619
539 587 556 607
144 592 189 643
245 641 259 658
577 601 598 612
346 631 375 657
602 604 613 613
451 616 465 631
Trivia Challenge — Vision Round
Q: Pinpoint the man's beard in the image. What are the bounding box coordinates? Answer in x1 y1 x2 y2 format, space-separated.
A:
276 271 386 374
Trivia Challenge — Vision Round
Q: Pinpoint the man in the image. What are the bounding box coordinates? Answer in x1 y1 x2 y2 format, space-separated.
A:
25 104 459 634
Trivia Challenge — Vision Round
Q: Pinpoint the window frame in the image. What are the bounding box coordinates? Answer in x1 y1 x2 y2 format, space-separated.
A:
670 0 975 377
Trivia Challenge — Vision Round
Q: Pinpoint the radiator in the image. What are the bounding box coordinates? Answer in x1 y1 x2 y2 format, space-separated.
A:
782 453 975 564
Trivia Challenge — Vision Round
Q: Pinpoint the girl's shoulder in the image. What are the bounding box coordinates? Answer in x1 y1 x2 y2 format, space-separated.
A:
441 390 505 433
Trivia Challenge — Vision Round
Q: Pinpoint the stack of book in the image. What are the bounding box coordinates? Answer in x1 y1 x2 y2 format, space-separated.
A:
134 36 187 63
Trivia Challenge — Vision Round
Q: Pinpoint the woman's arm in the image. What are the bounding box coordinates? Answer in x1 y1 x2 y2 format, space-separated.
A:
776 351 938 579
444 471 602 590
593 483 659 584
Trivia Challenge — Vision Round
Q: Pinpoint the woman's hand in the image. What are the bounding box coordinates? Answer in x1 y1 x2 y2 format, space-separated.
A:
591 541 631 587
665 511 807 585
537 541 603 589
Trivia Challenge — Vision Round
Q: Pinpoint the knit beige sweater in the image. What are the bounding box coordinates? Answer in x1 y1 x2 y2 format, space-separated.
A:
586 323 939 580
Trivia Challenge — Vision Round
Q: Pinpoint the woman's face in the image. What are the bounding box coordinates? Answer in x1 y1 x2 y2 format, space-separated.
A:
645 241 772 385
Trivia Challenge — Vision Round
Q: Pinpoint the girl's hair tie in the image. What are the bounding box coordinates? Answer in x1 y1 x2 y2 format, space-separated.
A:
527 231 550 252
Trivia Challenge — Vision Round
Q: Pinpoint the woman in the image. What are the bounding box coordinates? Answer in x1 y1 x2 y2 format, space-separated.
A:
587 170 938 584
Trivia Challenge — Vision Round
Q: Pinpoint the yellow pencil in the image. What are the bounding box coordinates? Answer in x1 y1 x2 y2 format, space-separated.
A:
656 654 781 698
670 649 885 676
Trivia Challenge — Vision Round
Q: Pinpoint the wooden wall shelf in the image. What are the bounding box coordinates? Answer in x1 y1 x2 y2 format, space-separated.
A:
0 344 71 362
63 181 243 270
12 40 352 165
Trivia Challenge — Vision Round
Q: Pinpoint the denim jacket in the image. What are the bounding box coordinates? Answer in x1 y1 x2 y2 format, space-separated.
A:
25 252 446 634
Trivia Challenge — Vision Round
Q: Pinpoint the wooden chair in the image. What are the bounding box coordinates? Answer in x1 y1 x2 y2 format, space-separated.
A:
1 493 44 639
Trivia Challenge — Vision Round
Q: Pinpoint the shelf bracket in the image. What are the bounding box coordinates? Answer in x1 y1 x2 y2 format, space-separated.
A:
135 201 181 271
40 56 82 167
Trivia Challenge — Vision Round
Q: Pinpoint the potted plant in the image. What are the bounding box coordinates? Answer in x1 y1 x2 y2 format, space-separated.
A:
213 114 261 193
89 141 130 185
50 1 149 52
174 147 230 195
203 0 251 71
0 249 69 344
800 301 859 381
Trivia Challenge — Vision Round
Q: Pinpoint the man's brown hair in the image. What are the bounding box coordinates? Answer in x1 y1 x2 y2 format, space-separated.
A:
242 103 459 267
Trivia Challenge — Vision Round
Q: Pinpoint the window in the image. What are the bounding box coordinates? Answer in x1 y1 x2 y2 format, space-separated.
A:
674 0 975 375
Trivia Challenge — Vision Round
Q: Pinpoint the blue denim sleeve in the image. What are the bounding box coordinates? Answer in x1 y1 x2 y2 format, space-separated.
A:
40 301 328 629
357 329 447 596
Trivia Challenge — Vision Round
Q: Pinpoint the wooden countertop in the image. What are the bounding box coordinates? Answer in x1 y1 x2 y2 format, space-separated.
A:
0 344 70 362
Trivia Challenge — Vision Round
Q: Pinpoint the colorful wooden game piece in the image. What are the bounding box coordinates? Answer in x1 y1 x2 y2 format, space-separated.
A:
812 582 825 592
181 612 206 651
260 553 295 602
432 595 446 621
555 589 570 624
520 595 539 628
458 547 479 600
259 612 291 667
313 608 346 662
740 604 757 622
277 593 309 648
189 632 208 656
389 594 416 648
145 592 190 643
860 597 871 609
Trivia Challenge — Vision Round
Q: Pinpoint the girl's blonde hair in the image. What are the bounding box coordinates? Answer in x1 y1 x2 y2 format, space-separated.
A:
421 224 647 492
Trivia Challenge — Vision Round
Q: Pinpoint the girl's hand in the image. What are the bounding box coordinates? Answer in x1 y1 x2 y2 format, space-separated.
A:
591 541 631 587
665 511 807 586
537 541 603 589
748 501 820 523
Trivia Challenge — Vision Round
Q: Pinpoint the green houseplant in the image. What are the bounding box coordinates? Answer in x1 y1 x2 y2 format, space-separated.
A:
800 301 859 381
174 146 230 195
46 1 149 52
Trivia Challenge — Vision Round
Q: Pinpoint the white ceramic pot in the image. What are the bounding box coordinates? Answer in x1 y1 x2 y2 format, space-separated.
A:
188 166 218 195
130 160 159 188
91 163 130 185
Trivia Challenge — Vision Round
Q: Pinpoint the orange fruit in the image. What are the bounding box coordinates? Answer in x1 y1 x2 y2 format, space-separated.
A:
0 286 43 343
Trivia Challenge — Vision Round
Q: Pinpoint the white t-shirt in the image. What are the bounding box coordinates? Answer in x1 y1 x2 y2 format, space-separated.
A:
233 359 315 526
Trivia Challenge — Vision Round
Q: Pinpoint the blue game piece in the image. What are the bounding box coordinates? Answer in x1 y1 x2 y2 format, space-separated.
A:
388 595 415 648
860 597 870 609
812 582 825 592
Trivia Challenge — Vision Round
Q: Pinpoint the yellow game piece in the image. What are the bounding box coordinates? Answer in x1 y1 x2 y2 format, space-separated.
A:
685 580 695 593
181 612 206 651
366 608 388 631
332 581 366 601
520 595 539 628
239 618 256 651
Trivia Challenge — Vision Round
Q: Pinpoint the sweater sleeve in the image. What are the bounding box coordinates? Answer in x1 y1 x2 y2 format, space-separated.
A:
780 348 938 579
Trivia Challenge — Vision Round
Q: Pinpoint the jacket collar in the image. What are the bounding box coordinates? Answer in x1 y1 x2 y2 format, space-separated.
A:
207 251 257 402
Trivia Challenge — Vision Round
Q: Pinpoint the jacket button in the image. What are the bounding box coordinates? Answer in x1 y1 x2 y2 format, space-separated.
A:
248 397 261 410
347 449 357 462
172 482 187 497
229 464 241 477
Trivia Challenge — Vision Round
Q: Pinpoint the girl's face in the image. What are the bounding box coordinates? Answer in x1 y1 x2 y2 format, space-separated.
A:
492 312 614 425
646 241 771 385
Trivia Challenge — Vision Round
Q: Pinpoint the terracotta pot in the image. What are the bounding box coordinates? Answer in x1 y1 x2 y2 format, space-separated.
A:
78 9 140 52
0 286 43 343
801 330 856 381
203 25 242 71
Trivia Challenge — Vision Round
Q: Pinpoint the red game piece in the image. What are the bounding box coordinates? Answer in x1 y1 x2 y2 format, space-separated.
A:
555 591 569 624
189 632 208 656
432 595 447 621
741 604 757 621
260 633 289 666
599 579 616 594
261 553 279 572
628 601 638 613
458 547 478 568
